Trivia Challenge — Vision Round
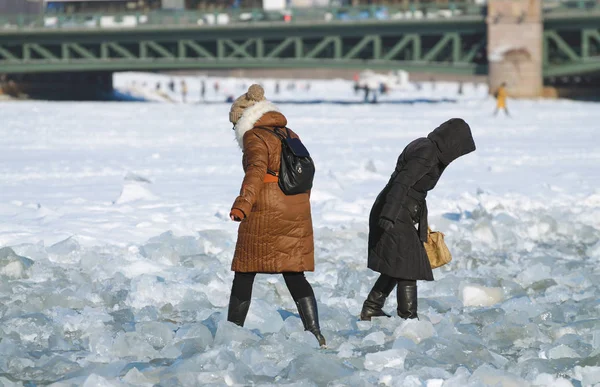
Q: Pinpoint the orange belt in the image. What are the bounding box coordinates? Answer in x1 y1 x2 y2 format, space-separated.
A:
264 174 278 183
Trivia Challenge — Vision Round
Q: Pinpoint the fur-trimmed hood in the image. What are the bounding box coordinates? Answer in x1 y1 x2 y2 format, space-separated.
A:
234 100 281 149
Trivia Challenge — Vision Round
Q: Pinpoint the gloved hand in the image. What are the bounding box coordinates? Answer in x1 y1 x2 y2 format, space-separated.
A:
378 217 394 231
230 208 245 222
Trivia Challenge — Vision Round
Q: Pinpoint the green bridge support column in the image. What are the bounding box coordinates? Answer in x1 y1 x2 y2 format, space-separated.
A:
487 0 543 97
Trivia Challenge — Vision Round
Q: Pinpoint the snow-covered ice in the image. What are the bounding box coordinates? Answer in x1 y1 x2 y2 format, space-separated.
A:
1 73 600 386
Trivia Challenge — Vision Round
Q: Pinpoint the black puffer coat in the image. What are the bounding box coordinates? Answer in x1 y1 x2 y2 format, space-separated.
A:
368 118 476 280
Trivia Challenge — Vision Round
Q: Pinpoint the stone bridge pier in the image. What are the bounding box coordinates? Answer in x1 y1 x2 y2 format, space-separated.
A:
487 0 543 97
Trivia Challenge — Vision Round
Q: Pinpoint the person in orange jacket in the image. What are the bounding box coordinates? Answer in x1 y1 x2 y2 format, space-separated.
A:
494 82 510 116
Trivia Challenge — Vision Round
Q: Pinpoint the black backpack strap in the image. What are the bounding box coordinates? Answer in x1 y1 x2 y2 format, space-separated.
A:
256 126 286 140
274 127 293 139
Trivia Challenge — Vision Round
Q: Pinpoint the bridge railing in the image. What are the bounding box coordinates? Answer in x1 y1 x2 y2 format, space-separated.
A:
2 0 597 31
0 2 485 31
543 0 600 19
543 0 600 15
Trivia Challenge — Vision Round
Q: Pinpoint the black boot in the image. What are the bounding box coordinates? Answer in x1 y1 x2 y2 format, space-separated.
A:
397 284 418 319
227 295 251 326
295 296 327 348
360 275 397 321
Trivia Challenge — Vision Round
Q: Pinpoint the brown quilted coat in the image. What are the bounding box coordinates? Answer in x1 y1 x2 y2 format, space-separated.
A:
231 111 314 273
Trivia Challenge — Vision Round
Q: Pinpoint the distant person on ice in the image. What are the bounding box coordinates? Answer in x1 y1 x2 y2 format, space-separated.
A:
200 79 206 101
360 118 476 321
227 84 326 347
494 82 510 116
180 80 188 103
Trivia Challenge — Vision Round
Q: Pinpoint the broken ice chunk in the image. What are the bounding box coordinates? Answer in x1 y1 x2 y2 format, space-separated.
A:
0 247 34 279
460 284 504 307
364 349 409 372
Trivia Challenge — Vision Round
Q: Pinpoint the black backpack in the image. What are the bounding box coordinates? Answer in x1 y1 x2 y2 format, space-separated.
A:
257 127 315 195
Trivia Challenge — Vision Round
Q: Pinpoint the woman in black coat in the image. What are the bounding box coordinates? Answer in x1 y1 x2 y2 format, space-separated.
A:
361 118 476 320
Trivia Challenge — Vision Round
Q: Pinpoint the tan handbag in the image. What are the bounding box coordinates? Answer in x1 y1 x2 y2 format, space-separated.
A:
423 227 452 269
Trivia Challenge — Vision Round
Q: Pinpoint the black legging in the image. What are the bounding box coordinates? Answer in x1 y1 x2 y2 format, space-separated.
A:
373 273 416 294
231 272 315 303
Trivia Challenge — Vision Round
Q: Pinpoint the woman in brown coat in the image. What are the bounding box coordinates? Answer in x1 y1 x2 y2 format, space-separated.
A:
227 84 326 347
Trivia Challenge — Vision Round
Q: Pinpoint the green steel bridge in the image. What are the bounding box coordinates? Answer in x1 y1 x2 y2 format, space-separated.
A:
0 4 599 78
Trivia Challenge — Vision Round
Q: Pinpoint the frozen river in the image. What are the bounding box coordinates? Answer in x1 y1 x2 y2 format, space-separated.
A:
1 76 600 386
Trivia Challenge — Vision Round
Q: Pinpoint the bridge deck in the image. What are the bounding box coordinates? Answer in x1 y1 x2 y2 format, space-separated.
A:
0 8 599 77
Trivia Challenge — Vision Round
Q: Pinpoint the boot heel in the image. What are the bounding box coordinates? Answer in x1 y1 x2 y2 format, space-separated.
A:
295 296 327 348
360 275 397 321
360 290 392 321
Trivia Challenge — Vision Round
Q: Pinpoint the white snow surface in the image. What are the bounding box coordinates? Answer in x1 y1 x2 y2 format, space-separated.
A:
1 73 600 386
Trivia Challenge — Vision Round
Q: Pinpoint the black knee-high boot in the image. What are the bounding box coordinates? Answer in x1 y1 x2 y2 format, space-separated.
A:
227 272 255 326
360 274 397 321
227 295 251 326
296 296 327 347
397 281 418 319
